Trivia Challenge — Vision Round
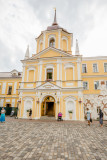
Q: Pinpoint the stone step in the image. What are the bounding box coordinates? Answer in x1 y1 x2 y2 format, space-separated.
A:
40 116 56 120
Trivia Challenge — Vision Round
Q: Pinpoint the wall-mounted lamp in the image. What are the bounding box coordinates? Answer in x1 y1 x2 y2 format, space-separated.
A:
78 98 82 103
37 98 39 104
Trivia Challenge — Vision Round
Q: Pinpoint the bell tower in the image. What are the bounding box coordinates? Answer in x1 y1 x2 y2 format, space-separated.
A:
35 10 73 54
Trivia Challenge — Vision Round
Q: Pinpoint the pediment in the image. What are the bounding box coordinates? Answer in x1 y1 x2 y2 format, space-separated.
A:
36 82 61 90
29 47 72 60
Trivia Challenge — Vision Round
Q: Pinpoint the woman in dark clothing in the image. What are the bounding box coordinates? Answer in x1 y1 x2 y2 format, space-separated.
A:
29 109 32 120
99 109 103 127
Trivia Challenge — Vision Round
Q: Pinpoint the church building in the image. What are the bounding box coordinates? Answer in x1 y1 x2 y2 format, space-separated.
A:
0 10 107 120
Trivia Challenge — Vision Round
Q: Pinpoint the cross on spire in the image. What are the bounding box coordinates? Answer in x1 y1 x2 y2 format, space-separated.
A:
52 8 58 26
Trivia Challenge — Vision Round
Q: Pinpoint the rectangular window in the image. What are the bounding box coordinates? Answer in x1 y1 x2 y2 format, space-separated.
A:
82 64 87 73
94 81 99 90
104 63 107 72
47 69 53 80
8 86 12 95
83 82 88 90
93 63 98 72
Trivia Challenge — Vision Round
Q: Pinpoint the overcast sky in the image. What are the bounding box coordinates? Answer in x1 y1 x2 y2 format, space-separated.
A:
0 0 107 72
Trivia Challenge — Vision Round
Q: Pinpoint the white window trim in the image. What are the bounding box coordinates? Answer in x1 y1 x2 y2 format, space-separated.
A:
27 67 36 82
83 81 89 90
94 81 100 90
93 63 98 73
104 62 107 72
48 35 56 47
62 36 68 51
82 63 87 73
45 65 54 81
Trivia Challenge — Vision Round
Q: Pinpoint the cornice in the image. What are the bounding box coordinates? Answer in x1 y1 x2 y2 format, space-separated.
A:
82 75 107 78
82 56 107 61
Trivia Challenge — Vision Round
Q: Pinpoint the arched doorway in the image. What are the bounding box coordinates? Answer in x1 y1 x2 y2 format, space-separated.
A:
41 96 55 117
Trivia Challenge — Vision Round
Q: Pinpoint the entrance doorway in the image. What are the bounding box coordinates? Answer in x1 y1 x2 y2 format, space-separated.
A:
5 104 12 115
41 96 55 117
46 102 54 116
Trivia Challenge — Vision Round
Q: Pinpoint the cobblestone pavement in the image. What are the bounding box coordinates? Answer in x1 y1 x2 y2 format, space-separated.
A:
0 117 107 160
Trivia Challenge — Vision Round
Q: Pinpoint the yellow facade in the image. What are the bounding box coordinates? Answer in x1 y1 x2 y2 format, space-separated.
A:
0 70 21 115
0 11 107 120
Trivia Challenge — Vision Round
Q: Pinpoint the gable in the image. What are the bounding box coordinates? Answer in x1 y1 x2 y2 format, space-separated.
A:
39 49 64 58
30 47 71 60
36 82 61 90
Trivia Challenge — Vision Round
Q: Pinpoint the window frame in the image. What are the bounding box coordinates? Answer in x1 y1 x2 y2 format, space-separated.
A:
46 68 53 81
8 86 12 95
93 63 98 73
94 81 99 90
83 81 88 90
82 64 87 73
104 63 107 72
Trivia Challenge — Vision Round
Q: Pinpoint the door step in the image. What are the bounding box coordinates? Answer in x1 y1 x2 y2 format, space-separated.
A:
40 116 56 120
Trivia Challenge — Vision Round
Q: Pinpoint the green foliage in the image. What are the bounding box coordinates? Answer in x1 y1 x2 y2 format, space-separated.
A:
68 110 73 113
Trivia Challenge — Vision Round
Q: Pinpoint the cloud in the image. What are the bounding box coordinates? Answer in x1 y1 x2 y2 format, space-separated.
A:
0 0 107 71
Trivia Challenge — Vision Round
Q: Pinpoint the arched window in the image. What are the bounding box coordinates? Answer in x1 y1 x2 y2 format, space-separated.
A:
49 38 55 47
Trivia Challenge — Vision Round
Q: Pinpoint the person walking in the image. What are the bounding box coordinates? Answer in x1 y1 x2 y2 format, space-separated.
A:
99 109 103 127
29 109 32 120
0 107 6 123
86 108 91 126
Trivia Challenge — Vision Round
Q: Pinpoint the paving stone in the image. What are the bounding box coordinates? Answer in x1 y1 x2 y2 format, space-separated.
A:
0 117 107 160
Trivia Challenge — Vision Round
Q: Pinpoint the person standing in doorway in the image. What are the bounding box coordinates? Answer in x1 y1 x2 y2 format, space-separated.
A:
86 108 91 126
0 107 6 123
99 109 103 127
29 109 32 120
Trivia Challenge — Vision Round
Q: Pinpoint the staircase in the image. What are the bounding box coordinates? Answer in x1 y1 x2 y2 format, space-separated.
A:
40 116 56 121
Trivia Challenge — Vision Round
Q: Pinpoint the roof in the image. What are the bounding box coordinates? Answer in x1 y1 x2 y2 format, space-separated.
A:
46 10 71 34
0 71 22 78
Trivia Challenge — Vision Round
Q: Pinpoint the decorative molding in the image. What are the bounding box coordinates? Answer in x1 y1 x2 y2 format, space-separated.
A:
82 75 107 78
83 56 107 61
64 96 77 101
62 36 68 51
66 83 73 86
27 84 33 87
8 83 12 85
23 96 34 101
6 99 10 102
36 82 61 90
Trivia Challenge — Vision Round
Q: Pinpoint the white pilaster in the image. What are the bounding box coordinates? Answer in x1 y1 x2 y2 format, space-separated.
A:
57 59 60 86
13 82 17 94
2 82 6 94
77 58 81 87
21 64 25 88
12 99 15 107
